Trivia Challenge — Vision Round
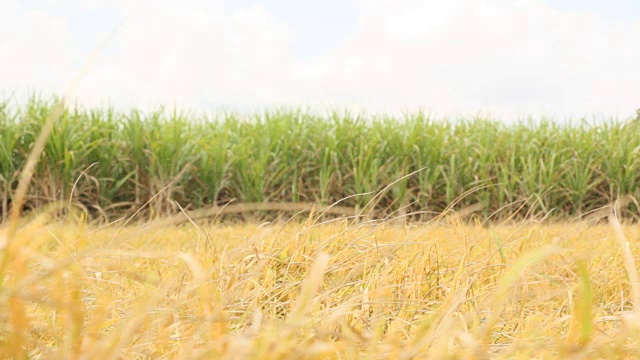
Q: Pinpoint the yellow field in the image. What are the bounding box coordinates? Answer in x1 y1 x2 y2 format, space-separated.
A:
2 214 640 359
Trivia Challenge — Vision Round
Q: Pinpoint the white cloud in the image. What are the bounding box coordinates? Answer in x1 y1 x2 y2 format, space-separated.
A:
0 0 82 95
1 0 639 120
77 1 297 110
306 0 640 119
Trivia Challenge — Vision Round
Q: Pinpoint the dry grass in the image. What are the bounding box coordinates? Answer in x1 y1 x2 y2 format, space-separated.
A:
2 213 640 359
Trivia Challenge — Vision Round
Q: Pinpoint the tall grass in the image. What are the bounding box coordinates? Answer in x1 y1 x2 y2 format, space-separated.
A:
2 96 640 222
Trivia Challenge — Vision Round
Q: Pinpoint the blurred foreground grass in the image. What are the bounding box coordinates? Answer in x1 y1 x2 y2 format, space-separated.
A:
2 213 640 359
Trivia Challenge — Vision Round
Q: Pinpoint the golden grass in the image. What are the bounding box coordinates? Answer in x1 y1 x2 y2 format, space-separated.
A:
2 214 640 359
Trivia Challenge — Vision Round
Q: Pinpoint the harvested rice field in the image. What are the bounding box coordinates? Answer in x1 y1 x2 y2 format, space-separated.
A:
3 213 640 358
3 96 640 359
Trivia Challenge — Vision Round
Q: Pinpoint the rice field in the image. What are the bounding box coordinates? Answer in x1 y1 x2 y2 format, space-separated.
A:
2 213 640 359
4 96 640 358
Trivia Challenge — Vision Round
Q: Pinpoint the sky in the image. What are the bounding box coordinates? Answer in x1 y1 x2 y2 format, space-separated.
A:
1 0 639 121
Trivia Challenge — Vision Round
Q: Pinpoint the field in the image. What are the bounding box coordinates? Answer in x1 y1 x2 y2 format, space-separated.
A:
2 97 640 223
2 214 640 359
3 97 640 358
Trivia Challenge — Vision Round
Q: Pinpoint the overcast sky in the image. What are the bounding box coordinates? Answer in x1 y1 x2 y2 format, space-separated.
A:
1 0 639 121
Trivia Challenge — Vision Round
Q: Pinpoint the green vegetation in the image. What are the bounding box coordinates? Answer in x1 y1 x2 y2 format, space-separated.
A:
1 96 639 222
